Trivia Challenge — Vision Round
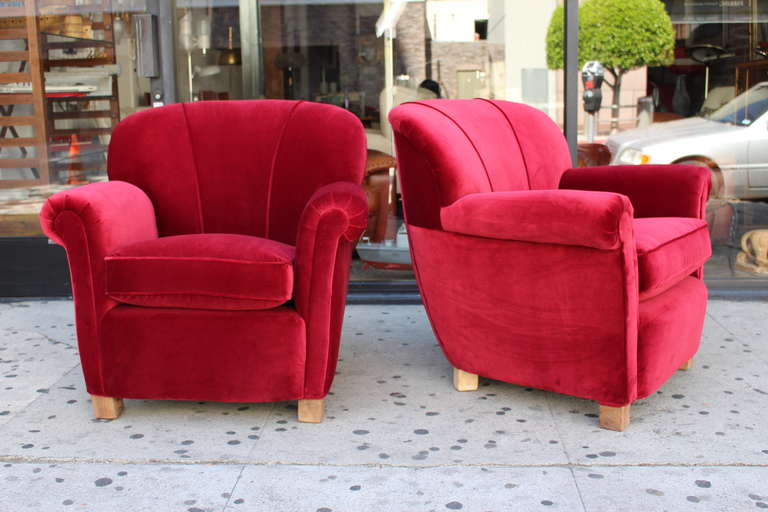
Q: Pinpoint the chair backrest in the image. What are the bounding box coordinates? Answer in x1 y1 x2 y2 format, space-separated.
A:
108 100 366 245
378 85 438 139
389 99 572 229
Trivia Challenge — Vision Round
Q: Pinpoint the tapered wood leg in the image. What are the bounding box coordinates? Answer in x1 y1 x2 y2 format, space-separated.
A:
453 368 479 392
599 404 631 431
298 399 325 423
679 358 693 371
91 395 124 420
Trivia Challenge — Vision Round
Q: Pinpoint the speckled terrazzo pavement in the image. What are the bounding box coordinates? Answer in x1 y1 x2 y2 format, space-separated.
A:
0 300 766 511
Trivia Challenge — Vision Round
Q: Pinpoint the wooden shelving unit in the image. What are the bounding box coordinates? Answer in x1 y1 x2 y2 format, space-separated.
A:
0 1 120 238
40 0 119 183
0 0 50 188
0 0 119 188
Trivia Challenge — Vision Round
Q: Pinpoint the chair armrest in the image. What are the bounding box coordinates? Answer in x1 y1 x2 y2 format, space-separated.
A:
40 181 157 252
39 181 157 395
440 190 634 250
559 165 710 219
293 182 367 398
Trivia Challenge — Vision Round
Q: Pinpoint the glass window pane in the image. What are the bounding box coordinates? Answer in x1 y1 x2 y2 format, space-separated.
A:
2 0 766 295
0 3 141 241
603 0 768 284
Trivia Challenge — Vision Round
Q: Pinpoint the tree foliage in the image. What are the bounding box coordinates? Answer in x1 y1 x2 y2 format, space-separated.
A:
546 5 566 70
546 0 674 81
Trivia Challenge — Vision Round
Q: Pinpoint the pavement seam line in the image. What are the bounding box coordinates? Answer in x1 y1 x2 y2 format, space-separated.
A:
544 392 572 464
0 457 765 469
568 465 590 512
706 310 768 366
0 363 80 429
222 403 276 510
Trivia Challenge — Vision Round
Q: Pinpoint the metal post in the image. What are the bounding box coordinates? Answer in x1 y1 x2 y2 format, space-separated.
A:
564 0 578 166
383 0 395 154
585 113 596 142
153 0 176 105
240 0 264 99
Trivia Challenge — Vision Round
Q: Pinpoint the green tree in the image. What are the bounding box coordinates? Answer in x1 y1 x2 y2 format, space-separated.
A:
546 0 675 128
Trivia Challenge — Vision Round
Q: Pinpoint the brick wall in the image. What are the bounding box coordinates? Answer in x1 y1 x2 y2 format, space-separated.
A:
395 2 505 100
259 3 505 107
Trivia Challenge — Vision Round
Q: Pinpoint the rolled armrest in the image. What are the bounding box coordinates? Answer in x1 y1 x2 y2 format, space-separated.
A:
39 181 157 395
559 165 710 219
293 181 367 398
40 181 158 253
440 190 634 250
294 182 369 254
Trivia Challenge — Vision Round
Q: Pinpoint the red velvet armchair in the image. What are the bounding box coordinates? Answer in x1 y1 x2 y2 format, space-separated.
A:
390 99 711 431
40 100 367 423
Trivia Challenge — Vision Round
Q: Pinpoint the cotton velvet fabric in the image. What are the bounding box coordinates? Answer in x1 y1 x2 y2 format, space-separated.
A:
390 99 711 407
40 100 368 404
105 234 296 311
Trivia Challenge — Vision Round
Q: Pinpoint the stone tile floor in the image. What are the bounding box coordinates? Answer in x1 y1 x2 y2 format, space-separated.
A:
0 300 766 511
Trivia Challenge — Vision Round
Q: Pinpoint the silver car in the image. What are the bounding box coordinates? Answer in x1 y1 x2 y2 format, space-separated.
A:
606 81 768 199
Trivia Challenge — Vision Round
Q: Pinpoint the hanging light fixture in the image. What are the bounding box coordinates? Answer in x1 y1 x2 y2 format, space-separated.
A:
218 26 241 66
198 17 211 54
198 3 212 55
112 12 125 43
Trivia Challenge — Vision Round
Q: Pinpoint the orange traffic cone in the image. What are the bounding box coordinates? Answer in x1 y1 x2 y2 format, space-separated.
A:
66 134 85 185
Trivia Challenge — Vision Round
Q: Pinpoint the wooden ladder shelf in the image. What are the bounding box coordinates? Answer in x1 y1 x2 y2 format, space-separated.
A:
0 0 50 188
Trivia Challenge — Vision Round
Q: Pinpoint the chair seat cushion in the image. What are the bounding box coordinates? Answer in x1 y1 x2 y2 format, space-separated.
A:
634 217 711 299
105 234 295 311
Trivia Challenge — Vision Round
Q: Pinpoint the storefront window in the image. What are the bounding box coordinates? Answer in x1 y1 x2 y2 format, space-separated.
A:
604 0 768 284
0 2 138 239
175 1 243 102
0 0 562 292
2 0 764 296
261 0 556 282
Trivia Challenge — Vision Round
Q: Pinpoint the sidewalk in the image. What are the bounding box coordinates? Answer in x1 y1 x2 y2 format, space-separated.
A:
0 300 766 511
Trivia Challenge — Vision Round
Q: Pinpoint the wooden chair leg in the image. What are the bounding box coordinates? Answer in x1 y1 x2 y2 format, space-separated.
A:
91 395 124 420
679 358 693 371
599 404 631 431
298 399 325 423
453 368 479 392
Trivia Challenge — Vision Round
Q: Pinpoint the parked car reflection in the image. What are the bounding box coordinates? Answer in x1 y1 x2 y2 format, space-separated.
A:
606 82 768 199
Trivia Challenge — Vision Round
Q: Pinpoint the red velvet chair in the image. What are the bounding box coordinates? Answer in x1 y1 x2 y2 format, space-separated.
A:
390 99 711 431
40 100 367 423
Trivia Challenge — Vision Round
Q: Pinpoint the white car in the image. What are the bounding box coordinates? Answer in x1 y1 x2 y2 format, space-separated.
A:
606 81 768 199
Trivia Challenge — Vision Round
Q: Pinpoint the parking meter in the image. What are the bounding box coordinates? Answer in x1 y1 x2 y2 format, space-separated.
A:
582 61 604 142
582 61 604 113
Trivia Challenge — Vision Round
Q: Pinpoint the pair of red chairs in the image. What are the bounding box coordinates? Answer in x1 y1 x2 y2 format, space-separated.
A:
41 99 710 430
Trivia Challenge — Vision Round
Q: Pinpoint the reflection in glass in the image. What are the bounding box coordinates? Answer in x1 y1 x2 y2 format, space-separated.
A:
607 3 768 282
707 81 768 126
0 5 133 241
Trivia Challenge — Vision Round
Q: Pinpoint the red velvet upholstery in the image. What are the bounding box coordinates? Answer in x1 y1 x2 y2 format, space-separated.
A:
560 165 710 219
100 306 307 402
40 100 367 407
105 234 295 311
390 99 711 410
637 276 707 399
634 218 711 299
441 190 633 250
